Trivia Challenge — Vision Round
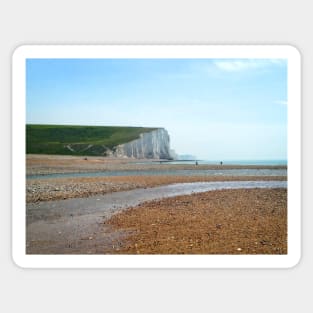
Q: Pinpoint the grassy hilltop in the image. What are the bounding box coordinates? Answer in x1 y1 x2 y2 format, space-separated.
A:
26 124 157 156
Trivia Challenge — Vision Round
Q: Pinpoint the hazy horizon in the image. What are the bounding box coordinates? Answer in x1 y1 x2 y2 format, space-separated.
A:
26 58 287 160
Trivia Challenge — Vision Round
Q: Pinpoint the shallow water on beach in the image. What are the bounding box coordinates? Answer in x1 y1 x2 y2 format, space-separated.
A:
27 180 287 223
156 180 287 195
26 180 287 254
137 160 288 166
27 168 287 180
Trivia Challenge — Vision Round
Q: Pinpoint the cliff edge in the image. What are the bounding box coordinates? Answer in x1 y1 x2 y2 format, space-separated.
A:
26 124 174 159
114 128 171 159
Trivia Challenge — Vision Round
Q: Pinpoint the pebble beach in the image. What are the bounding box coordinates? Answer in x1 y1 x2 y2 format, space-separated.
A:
26 155 288 254
107 188 287 254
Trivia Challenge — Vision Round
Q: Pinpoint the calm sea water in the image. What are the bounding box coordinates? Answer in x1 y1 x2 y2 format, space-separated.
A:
27 168 287 180
148 160 287 166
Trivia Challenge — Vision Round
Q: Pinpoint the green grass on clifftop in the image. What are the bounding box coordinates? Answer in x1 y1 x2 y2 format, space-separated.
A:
26 124 158 156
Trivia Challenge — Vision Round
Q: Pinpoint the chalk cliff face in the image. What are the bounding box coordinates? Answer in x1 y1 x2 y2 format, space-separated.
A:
114 128 171 159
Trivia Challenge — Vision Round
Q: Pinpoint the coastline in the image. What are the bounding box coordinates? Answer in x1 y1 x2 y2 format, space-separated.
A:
26 154 287 175
26 155 287 203
26 155 288 255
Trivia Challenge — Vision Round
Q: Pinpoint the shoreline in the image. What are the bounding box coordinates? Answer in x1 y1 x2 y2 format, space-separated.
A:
26 154 287 175
26 186 287 255
27 175 287 203
26 155 288 255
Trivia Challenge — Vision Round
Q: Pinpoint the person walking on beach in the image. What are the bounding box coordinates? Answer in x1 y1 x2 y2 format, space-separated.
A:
220 161 223 165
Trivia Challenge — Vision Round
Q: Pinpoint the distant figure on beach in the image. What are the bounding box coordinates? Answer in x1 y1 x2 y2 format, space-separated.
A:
220 161 223 165
195 161 198 165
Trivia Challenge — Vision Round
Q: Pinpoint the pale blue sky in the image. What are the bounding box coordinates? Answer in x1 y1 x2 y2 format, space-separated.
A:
26 58 287 160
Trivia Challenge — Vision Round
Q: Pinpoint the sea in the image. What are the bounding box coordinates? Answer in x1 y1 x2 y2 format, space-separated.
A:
143 159 287 166
27 159 287 180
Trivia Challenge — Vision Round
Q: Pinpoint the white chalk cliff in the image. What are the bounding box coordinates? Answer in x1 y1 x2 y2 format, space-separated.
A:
114 128 172 159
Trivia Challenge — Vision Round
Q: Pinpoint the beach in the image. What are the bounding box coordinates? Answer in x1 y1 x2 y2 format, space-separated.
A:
26 155 287 254
107 188 287 254
27 154 287 175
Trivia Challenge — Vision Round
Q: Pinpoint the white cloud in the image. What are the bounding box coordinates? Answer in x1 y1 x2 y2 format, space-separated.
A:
214 60 259 71
213 59 286 72
268 59 287 66
274 100 288 105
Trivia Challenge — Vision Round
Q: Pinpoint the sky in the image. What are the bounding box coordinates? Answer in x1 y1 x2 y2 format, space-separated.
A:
26 58 287 160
